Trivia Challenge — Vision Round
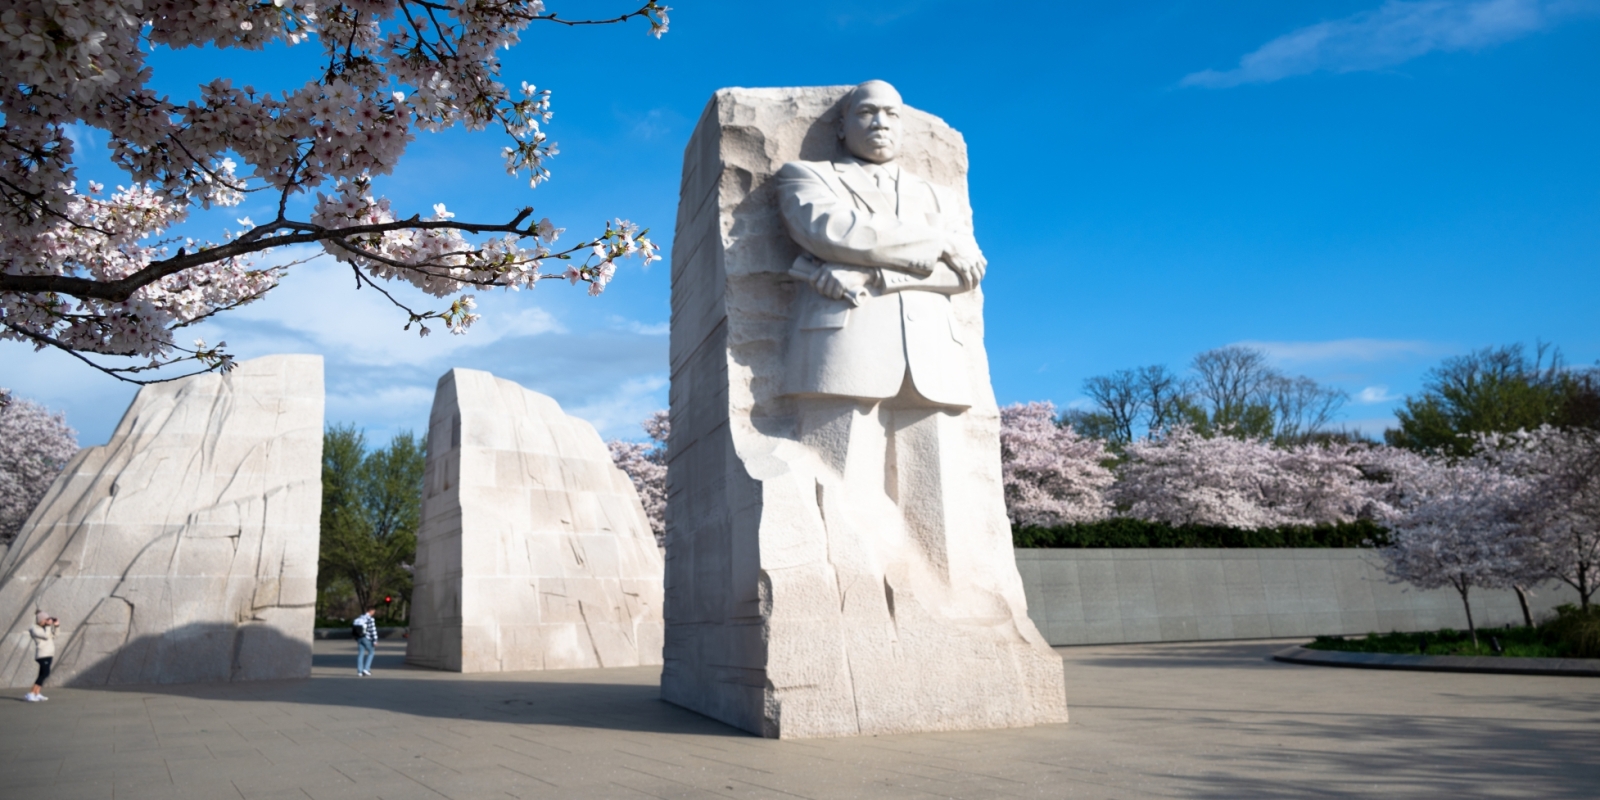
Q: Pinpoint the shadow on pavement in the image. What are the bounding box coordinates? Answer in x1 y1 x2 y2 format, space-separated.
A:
92 640 753 739
1057 639 1294 669
1171 702 1600 799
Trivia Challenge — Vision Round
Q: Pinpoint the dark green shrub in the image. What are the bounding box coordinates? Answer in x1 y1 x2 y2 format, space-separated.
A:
1308 627 1562 658
1544 604 1600 658
1013 518 1388 548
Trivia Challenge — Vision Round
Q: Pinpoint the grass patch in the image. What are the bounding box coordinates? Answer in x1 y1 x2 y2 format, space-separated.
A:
1307 605 1600 659
1308 628 1562 658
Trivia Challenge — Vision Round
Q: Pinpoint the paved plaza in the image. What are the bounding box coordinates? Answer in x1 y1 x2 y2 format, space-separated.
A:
1 638 1595 799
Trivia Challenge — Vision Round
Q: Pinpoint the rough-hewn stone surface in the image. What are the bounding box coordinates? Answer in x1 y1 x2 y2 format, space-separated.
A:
664 87 1067 739
0 355 324 688
406 369 664 673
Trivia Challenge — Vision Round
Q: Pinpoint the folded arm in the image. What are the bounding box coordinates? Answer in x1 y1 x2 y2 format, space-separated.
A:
776 162 946 274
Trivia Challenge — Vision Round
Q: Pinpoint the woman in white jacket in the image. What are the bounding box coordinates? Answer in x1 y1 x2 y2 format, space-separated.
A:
26 611 58 702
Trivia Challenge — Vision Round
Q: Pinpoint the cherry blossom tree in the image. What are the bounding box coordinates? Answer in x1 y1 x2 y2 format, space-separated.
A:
1268 440 1379 525
1111 425 1377 529
1 1 668 381
1477 426 1600 611
1373 452 1536 646
0 389 79 544
607 409 666 547
999 402 1114 527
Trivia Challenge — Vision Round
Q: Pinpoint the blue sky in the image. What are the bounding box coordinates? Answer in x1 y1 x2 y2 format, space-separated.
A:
6 0 1598 447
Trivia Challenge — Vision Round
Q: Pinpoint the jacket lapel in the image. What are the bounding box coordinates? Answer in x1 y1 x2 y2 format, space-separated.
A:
834 161 895 216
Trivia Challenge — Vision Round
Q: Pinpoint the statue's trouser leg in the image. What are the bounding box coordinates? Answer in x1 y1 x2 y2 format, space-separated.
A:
793 377 965 583
885 375 965 584
796 395 894 577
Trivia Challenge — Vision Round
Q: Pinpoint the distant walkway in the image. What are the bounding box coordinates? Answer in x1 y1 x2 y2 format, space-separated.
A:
0 638 1595 798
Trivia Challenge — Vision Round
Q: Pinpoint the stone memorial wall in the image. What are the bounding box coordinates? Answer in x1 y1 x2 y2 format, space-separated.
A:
406 369 665 672
0 355 324 687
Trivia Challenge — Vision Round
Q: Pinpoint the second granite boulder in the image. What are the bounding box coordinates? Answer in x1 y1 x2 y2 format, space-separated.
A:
406 369 665 672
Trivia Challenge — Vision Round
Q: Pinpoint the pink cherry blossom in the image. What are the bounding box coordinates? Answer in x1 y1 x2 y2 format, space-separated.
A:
0 1 669 381
1111 425 1378 529
607 410 668 547
0 390 79 544
1370 448 1535 644
999 402 1115 527
1474 426 1600 610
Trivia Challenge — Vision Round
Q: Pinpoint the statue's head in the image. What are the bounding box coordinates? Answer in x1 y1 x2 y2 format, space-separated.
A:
839 80 903 164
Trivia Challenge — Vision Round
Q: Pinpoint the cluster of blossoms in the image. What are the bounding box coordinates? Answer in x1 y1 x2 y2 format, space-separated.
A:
1470 427 1600 611
1113 425 1377 528
1 1 668 377
1359 429 1600 640
999 412 1384 531
1368 446 1537 642
607 410 668 547
999 402 1114 527
0 389 79 544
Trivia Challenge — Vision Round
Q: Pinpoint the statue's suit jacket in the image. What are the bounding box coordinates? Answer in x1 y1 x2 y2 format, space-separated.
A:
775 158 979 408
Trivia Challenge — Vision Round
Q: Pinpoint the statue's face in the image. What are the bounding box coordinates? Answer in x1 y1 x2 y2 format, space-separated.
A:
841 83 903 164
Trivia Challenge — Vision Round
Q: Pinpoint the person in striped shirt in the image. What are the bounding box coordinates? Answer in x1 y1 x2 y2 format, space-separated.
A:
355 606 378 676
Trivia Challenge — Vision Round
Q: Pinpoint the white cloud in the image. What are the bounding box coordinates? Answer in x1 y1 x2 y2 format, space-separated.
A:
608 315 669 336
63 122 102 156
1344 416 1403 437
200 245 565 367
1233 338 1439 366
566 375 669 441
620 108 680 141
1355 385 1398 403
326 384 437 435
1181 0 1591 88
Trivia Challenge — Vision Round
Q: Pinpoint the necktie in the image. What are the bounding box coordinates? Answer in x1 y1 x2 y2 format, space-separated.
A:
869 164 891 190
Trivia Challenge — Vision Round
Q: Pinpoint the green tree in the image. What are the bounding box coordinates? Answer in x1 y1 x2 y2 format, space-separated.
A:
1386 344 1599 457
319 425 425 624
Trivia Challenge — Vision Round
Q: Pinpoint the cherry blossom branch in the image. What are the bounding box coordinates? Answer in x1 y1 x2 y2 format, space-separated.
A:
4 321 243 386
408 1 667 31
1 209 603 301
1 1 669 375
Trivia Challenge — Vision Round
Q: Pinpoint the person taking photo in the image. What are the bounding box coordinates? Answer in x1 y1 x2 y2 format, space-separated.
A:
26 612 59 702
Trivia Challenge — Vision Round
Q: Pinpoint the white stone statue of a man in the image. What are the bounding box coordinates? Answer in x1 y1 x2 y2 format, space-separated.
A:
775 80 987 574
664 81 1067 738
777 79 986 409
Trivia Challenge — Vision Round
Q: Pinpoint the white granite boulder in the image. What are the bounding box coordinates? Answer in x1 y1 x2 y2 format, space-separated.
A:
663 85 1069 738
0 355 324 687
406 369 665 672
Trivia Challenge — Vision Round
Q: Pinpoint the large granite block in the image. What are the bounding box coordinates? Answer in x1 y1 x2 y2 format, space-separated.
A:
664 84 1067 738
0 356 323 687
406 369 664 672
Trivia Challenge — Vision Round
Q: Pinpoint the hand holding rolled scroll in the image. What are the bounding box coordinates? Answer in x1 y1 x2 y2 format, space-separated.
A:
789 256 872 307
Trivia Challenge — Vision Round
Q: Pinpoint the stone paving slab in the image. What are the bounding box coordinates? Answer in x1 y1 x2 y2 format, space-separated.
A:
1273 644 1600 676
0 638 1596 798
